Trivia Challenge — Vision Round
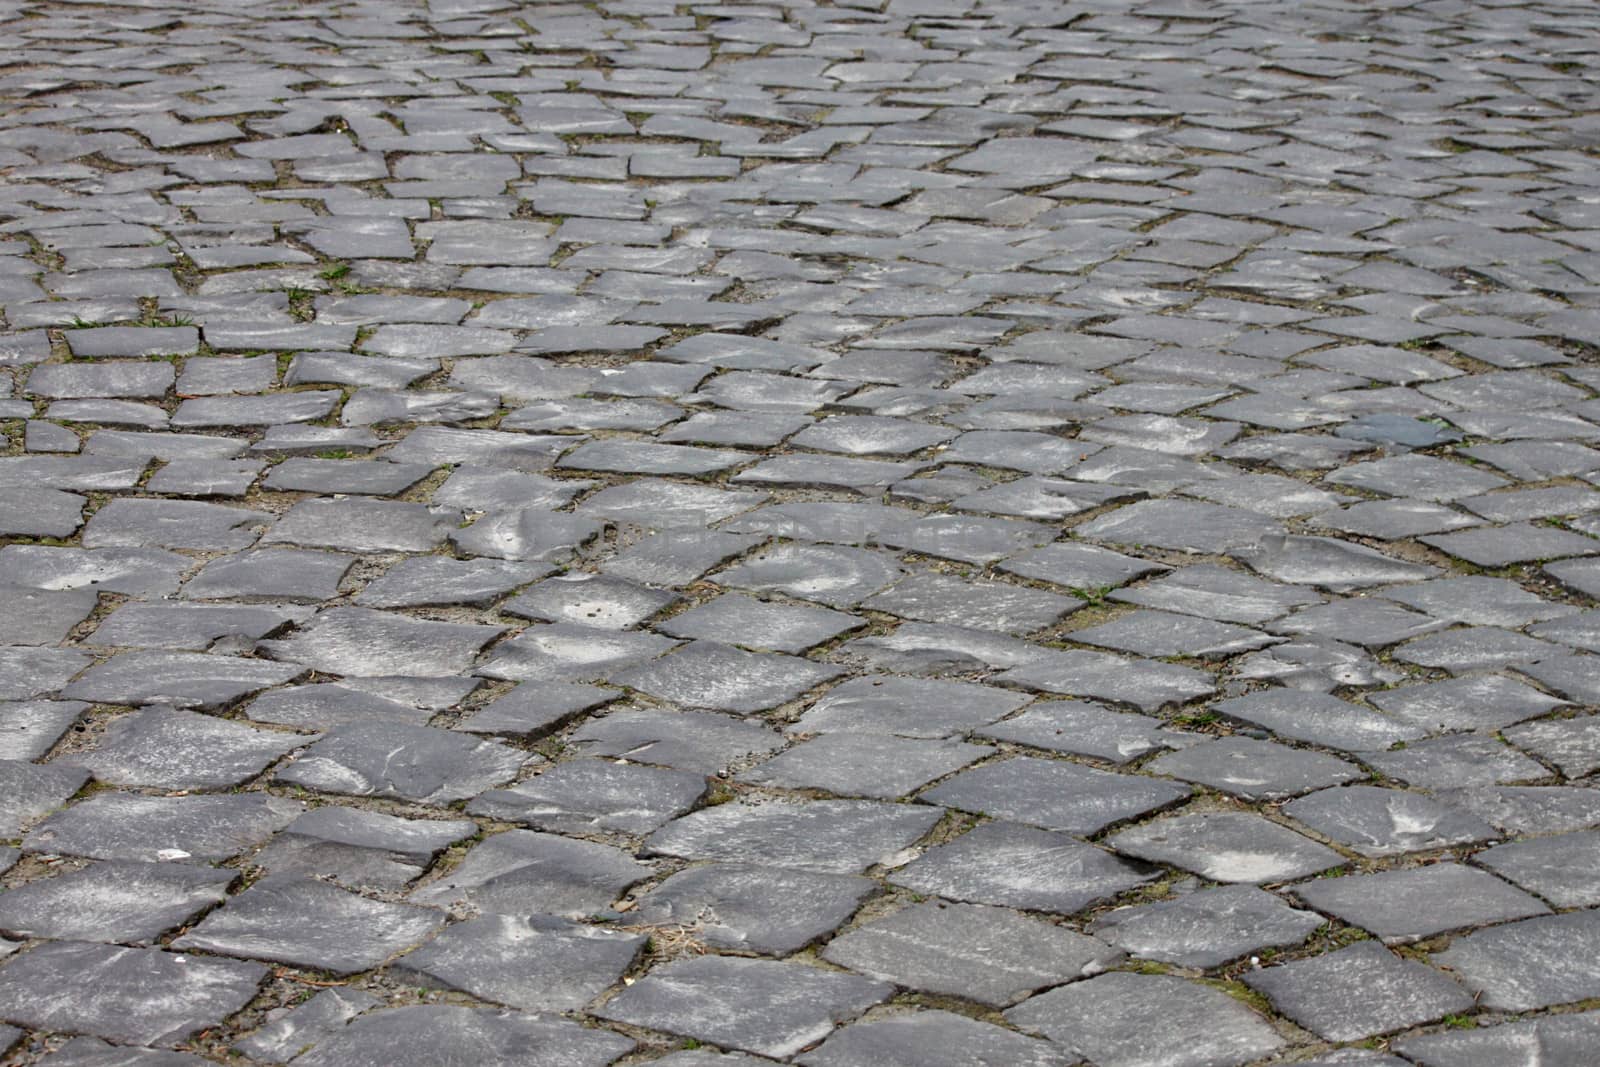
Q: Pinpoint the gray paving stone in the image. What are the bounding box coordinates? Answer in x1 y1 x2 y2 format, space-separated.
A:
1106 812 1343 884
924 755 1190 835
291 1005 634 1067
740 733 988 799
183 548 351 602
0 759 89 837
1473 830 1600 908
0 585 97 646
658 593 863 653
716 544 904 610
976 701 1175 764
63 706 304 790
1364 735 1550 789
1244 941 1473 1041
1089 884 1323 968
996 649 1215 713
597 956 890 1059
252 806 473 888
1293 863 1550 944
1434 911 1600 1011
23 792 300 863
0 699 87 760
261 499 458 553
1503 713 1600 778
393 914 644 1011
172 874 443 973
1005 972 1283 1067
469 759 705 835
0 942 264 1048
233 987 382 1064
62 651 304 709
890 821 1157 913
0 860 235 944
410 829 649 918
646 798 940 873
278 722 523 805
1147 737 1363 801
567 707 784 775
1394 1010 1600 1067
800 1010 1077 1067
793 675 1030 737
611 640 843 713
1283 785 1497 856
824 900 1120 1007
259 607 505 678
1212 690 1423 752
622 858 870 955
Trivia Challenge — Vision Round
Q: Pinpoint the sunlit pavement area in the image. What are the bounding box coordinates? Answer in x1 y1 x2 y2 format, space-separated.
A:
2 0 1600 1063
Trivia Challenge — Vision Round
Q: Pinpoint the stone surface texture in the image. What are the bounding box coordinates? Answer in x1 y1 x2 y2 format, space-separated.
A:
0 0 1597 1062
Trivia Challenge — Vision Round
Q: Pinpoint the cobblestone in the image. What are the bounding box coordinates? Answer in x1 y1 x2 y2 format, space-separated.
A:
1 0 1599 1062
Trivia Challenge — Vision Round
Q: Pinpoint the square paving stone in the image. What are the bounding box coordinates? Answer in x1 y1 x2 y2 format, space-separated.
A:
410 830 650 918
504 574 676 630
292 1005 634 1067
1503 713 1600 778
173 874 444 974
393 913 644 1012
657 593 863 653
975 701 1175 764
1076 499 1282 555
1393 1010 1600 1067
1212 690 1423 752
739 734 990 799
250 807 474 889
82 498 268 552
261 499 458 553
1474 829 1600 908
468 759 706 835
793 675 1030 738
24 792 301 863
1106 812 1343 884
1088 884 1324 968
244 683 433 731
1292 862 1550 944
1146 737 1363 801
0 941 265 1048
998 541 1168 593
1434 910 1600 1011
629 863 874 955
799 1010 1077 1067
233 987 382 1064
822 900 1121 1007
0 860 235 944
1364 735 1549 789
258 607 506 678
611 641 844 713
0 699 87 760
1283 785 1497 856
715 544 905 610
86 602 308 651
453 682 617 739
183 548 352 602
278 722 524 806
0 586 98 646
1005 972 1283 1067
567 708 785 775
861 571 1078 633
63 707 305 790
1232 535 1439 592
1244 941 1473 1042
477 625 680 683
889 821 1157 914
1067 609 1278 658
1370 675 1565 734
597 956 891 1059
996 649 1215 713
357 558 549 609
62 651 305 709
923 756 1191 835
646 799 941 874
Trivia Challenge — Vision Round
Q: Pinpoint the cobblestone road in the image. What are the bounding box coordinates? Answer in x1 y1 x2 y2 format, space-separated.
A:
2 0 1600 1063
